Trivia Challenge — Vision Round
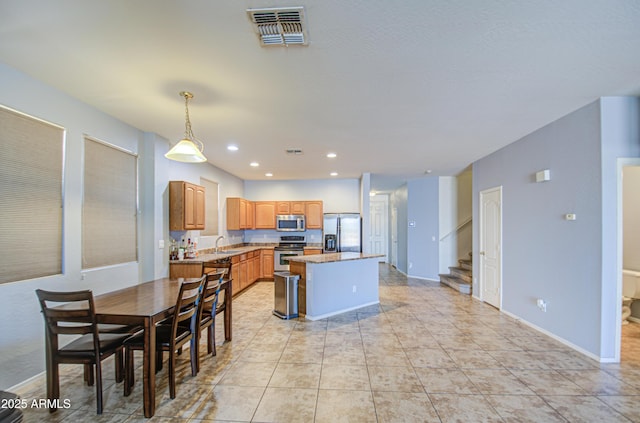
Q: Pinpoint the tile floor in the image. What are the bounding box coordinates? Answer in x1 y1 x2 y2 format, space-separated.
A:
14 264 640 422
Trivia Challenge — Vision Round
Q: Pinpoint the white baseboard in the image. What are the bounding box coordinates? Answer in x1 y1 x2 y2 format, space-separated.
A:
501 309 606 363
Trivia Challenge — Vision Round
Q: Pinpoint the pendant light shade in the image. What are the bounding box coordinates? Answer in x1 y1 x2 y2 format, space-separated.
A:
165 91 207 163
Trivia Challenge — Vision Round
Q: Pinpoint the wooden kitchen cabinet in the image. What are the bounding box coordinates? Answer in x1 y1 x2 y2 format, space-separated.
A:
169 262 203 279
304 248 322 255
227 197 254 230
275 201 305 215
275 201 290 214
169 181 205 231
254 201 276 229
305 201 323 229
261 249 274 279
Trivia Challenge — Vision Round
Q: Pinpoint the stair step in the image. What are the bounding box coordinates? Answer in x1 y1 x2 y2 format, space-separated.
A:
448 266 472 283
439 274 472 295
458 259 472 271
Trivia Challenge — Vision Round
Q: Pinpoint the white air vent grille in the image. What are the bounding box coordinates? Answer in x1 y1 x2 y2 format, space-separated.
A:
247 7 308 46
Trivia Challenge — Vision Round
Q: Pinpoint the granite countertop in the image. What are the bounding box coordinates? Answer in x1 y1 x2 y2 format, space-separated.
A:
288 252 384 264
170 245 274 264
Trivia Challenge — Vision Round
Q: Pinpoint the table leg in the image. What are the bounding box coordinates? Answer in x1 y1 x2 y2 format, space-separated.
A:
142 318 156 418
224 281 232 341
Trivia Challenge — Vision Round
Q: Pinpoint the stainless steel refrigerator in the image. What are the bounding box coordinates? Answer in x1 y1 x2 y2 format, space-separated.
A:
323 213 362 253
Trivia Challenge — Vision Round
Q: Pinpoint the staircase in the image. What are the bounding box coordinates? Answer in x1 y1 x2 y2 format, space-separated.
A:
439 253 472 294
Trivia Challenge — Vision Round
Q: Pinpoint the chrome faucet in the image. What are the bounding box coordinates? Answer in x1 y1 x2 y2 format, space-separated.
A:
215 235 225 253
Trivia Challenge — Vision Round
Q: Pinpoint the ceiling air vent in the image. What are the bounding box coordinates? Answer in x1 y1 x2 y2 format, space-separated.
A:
286 148 304 155
247 7 308 46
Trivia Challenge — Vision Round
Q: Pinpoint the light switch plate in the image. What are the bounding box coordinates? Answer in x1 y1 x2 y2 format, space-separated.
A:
159 239 165 249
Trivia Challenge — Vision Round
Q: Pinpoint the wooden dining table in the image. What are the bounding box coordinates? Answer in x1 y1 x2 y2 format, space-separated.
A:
91 276 232 418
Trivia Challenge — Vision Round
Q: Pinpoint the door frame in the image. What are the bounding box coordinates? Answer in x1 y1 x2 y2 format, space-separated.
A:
479 186 503 308
616 158 640 362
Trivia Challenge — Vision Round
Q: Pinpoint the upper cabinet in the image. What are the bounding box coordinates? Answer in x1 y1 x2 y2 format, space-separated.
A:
228 198 323 231
169 181 205 231
275 201 306 215
255 201 276 229
305 201 323 229
227 197 254 230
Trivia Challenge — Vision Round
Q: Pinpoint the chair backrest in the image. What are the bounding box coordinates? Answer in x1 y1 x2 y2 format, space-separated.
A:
204 260 232 281
170 276 206 340
35 289 99 351
198 272 222 321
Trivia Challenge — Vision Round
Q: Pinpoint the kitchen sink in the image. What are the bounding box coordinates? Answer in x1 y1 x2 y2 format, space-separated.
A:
217 250 242 254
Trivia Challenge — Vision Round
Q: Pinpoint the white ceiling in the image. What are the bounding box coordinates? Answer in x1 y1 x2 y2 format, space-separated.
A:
1 1 640 192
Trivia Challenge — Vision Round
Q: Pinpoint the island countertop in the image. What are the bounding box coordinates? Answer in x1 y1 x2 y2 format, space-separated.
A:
288 252 383 264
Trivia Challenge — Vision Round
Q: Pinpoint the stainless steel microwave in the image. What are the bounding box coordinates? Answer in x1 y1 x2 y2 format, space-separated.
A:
276 214 305 232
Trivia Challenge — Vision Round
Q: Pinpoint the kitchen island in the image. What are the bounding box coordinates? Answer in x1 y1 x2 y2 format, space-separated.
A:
288 252 383 320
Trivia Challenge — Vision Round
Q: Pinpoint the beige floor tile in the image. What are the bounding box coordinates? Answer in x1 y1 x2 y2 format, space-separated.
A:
268 362 322 388
189 385 264 421
252 387 317 423
542 395 632 422
404 347 458 368
597 395 640 422
463 369 535 395
373 391 440 422
315 389 377 423
558 369 640 395
415 367 479 394
368 365 423 393
510 369 587 395
446 349 504 369
485 394 566 423
429 393 503 422
218 361 276 387
319 364 371 390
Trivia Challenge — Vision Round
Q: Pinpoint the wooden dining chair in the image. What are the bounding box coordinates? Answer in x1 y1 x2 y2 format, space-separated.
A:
35 289 130 415
193 271 223 371
203 260 233 351
123 276 205 399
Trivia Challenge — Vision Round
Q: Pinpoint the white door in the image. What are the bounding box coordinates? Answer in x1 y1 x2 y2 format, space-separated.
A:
369 196 389 262
480 187 502 308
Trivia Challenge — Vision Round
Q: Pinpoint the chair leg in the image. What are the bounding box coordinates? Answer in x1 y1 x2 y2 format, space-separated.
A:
168 350 176 399
46 361 59 413
114 349 124 383
85 364 95 386
156 350 163 372
211 318 217 356
94 360 103 415
207 325 213 355
190 335 199 376
124 348 133 397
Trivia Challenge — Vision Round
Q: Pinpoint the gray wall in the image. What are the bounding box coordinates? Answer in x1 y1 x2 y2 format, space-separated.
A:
473 97 639 360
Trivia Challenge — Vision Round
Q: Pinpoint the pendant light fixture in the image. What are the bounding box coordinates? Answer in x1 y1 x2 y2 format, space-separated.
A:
165 91 207 163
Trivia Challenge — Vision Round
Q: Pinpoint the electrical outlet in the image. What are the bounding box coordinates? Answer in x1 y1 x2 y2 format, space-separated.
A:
352 285 357 293
536 299 547 312
158 239 165 249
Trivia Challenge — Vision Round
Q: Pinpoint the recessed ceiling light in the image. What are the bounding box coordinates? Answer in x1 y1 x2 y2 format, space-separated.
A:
330 172 338 176
250 162 259 167
227 145 239 151
265 172 273 177
326 152 337 158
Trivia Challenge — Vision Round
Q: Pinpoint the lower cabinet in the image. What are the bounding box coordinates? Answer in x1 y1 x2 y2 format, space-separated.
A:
169 262 203 279
261 249 274 279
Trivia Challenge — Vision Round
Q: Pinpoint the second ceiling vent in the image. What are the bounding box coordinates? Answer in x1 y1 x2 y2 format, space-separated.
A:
247 7 308 46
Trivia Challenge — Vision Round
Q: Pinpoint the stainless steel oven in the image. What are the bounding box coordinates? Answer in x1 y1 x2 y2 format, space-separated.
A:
274 236 306 271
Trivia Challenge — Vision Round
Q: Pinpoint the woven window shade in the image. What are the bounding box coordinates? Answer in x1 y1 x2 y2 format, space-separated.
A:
201 178 219 236
0 106 64 284
82 138 137 269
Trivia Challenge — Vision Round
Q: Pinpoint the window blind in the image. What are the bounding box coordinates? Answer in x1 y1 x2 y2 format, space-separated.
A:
82 137 137 269
0 106 64 284
201 177 219 235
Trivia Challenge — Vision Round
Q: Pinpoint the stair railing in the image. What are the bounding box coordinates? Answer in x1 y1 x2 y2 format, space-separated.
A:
439 217 472 242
